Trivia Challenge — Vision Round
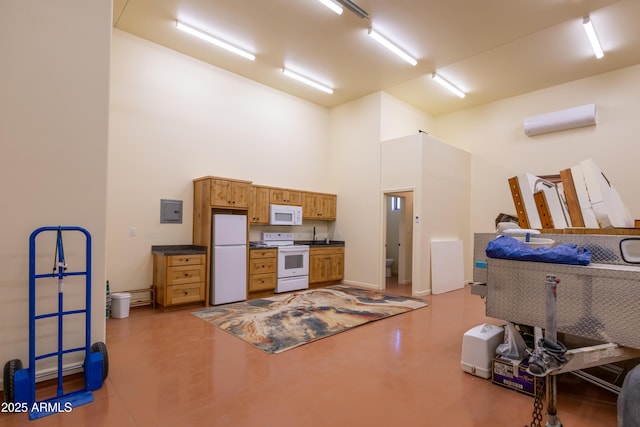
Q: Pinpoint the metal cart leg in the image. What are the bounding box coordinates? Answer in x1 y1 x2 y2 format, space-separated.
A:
544 274 562 427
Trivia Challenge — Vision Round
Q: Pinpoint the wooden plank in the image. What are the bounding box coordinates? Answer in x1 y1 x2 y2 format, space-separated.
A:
193 178 212 306
560 168 585 227
508 176 530 229
533 190 554 229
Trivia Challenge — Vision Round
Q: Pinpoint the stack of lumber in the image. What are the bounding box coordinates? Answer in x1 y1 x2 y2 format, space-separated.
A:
508 159 639 235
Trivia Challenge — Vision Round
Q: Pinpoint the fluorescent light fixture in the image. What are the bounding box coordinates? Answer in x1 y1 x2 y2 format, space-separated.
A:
176 21 255 61
432 73 466 98
367 29 417 66
336 0 368 19
282 68 334 94
582 16 604 59
316 0 343 15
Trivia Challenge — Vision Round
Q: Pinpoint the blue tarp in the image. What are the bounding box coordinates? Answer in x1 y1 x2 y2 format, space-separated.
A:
486 235 591 266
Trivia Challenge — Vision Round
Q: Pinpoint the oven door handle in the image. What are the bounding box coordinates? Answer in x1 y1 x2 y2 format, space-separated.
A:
278 246 309 254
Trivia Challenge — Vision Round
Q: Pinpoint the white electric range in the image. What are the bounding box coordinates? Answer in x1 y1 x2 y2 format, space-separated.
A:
262 232 309 293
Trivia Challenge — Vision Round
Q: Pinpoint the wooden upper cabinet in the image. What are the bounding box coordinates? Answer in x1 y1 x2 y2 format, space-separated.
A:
302 192 317 219
194 176 336 222
303 192 337 220
211 178 250 209
249 185 270 224
319 194 337 220
269 187 302 206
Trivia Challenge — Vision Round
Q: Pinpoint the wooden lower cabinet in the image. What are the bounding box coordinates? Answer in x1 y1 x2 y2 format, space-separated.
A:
309 246 344 286
153 252 206 308
249 249 277 293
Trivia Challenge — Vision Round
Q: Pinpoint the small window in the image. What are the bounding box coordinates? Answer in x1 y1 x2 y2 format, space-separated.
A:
391 196 401 211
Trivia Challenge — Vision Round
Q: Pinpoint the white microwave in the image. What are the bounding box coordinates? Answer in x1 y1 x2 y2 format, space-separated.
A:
270 204 303 225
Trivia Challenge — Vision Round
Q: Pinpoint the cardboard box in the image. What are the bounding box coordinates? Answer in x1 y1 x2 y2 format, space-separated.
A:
491 356 539 397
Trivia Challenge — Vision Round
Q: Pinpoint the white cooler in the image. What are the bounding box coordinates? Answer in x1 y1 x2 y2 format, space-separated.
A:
461 323 504 379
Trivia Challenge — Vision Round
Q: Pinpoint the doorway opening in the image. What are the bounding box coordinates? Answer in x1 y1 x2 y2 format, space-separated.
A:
383 191 414 296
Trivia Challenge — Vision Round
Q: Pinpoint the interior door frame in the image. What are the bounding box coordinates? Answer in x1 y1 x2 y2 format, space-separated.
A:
381 188 415 294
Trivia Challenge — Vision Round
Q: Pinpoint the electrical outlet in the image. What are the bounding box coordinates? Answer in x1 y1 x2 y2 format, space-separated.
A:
129 227 137 237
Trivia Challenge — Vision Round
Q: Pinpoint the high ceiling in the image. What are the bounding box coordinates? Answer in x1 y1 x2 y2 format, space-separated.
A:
113 0 640 116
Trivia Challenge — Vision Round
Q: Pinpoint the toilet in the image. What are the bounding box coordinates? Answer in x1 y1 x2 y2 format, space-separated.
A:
385 259 394 277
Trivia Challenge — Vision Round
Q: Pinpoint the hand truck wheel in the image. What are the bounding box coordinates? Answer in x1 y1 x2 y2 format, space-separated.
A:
3 359 23 403
90 342 109 382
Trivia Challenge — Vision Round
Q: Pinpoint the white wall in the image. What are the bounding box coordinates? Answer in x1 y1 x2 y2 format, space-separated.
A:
326 92 436 291
327 94 384 288
421 136 471 287
380 92 434 142
0 1 111 387
433 64 640 233
381 134 471 294
108 30 330 292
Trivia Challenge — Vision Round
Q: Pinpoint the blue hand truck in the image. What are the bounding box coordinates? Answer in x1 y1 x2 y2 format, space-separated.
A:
3 226 108 420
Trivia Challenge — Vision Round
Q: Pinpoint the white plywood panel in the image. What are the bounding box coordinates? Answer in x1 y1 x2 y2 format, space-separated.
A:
580 159 633 228
570 165 599 228
431 240 464 295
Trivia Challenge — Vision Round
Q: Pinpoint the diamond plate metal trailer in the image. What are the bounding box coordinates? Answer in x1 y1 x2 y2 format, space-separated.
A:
473 233 640 427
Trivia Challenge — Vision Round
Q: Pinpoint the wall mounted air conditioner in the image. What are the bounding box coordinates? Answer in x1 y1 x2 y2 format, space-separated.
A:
523 104 597 137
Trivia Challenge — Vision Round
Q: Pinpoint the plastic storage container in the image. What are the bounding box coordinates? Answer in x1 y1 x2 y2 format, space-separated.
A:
110 292 131 319
461 323 504 379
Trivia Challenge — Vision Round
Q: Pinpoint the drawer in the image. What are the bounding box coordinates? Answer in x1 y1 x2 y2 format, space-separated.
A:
249 257 276 274
309 246 344 257
249 273 276 292
250 249 277 259
167 265 205 285
167 254 205 266
166 282 205 305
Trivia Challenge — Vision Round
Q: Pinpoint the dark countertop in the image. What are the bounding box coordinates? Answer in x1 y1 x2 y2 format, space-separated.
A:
151 245 207 255
249 240 345 249
249 244 277 250
296 240 345 248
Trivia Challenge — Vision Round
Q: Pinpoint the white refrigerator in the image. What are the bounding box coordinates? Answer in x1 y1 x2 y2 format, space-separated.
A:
211 214 247 305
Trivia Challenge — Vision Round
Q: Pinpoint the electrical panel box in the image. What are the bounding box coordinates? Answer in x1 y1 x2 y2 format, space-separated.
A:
160 199 182 224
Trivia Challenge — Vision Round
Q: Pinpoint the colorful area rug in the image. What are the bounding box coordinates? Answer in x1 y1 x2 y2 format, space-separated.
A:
192 285 428 354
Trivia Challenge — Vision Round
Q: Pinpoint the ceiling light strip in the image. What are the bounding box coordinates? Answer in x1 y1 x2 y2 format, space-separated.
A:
368 29 417 66
282 68 334 94
176 21 256 61
582 16 604 59
432 73 466 98
316 0 343 15
336 0 368 19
